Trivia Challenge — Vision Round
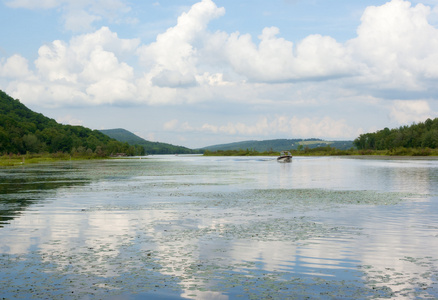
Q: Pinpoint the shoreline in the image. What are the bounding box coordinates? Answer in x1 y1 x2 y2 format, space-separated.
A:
0 155 111 167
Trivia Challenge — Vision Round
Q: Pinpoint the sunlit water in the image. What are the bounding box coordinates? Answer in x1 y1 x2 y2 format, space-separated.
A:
1 156 438 299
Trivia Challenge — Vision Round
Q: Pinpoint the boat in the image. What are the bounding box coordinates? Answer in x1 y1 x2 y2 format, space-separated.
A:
277 151 292 163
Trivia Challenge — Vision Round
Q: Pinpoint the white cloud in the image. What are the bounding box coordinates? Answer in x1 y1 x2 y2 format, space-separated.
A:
35 40 78 83
3 0 438 130
134 0 438 99
5 0 438 86
167 116 355 139
137 0 225 87
8 27 139 106
222 27 354 82
56 115 84 126
348 0 438 91
0 54 32 78
390 100 433 124
34 27 140 86
81 47 132 82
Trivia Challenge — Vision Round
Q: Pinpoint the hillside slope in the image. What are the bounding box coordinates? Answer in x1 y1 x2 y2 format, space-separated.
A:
100 128 199 154
0 90 141 156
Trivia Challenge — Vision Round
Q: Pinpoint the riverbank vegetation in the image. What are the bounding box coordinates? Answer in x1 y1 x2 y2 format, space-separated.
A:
1 152 96 167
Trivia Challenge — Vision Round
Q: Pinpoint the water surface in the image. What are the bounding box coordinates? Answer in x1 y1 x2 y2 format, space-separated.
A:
1 156 437 299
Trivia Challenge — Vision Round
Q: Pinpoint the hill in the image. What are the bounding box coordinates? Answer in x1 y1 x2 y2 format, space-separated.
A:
201 139 354 152
0 90 142 156
100 128 200 154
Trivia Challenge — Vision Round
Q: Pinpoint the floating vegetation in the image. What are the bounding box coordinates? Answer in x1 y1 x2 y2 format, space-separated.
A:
359 256 438 299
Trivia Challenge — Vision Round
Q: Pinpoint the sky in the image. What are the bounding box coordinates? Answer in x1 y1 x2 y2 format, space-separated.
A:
1 0 438 149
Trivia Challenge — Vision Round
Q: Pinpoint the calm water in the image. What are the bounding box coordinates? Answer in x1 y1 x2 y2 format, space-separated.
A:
1 156 438 299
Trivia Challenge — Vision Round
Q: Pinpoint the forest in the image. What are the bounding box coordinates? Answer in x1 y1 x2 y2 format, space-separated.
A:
354 118 438 151
0 90 144 157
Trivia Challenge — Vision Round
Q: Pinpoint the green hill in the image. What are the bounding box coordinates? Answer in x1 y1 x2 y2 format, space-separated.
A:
201 138 354 152
100 128 200 155
0 90 142 156
99 129 146 145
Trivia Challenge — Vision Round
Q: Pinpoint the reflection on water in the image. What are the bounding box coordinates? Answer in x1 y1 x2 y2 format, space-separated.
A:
0 163 91 227
0 156 438 299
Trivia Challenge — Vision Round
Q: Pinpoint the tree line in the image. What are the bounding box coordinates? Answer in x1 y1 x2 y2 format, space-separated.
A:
0 90 144 157
354 118 438 150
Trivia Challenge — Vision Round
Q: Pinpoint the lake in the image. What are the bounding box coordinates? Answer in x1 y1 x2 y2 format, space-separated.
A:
1 155 438 299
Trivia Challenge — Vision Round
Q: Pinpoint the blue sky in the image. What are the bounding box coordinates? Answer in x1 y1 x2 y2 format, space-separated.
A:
1 0 438 148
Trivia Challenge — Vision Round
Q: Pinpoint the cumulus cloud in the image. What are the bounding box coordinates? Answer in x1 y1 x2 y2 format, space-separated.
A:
4 27 139 106
135 0 438 96
348 0 438 92
0 54 32 78
166 116 355 139
138 0 225 88
390 100 433 124
2 0 438 133
222 27 354 82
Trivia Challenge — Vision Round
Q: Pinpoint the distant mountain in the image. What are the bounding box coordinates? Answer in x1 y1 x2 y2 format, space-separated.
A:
201 139 354 152
100 128 200 154
99 128 147 145
0 90 140 156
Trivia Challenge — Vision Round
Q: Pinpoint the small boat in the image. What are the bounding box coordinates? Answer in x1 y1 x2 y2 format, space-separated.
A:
277 151 292 163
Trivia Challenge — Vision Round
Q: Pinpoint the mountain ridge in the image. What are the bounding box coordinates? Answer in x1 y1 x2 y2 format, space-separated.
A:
99 128 200 154
200 138 354 152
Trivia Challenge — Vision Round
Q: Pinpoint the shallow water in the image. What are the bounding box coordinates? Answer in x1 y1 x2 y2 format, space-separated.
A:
0 156 438 299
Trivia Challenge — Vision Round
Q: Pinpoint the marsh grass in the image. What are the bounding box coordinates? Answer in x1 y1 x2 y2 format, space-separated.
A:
0 153 108 167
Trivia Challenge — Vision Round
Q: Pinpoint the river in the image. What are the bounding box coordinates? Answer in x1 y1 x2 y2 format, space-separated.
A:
1 155 437 299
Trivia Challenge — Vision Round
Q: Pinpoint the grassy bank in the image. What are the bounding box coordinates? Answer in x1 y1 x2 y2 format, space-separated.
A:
0 153 111 167
203 147 438 157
